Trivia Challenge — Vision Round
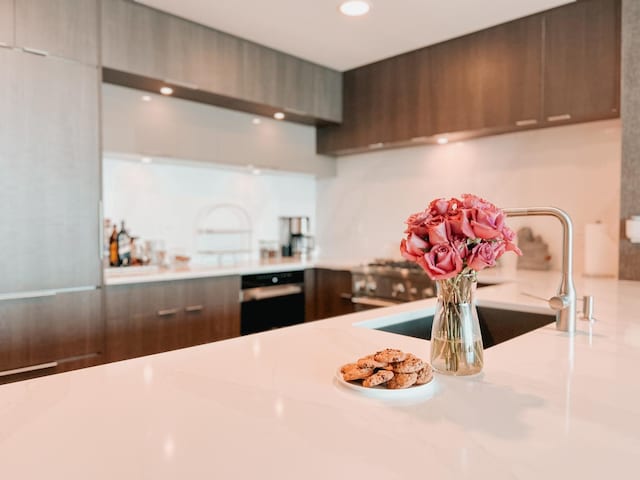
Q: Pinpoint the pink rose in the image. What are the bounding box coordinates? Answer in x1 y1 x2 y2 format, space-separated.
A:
451 237 469 259
400 234 430 261
501 226 522 255
425 216 450 244
467 242 500 271
429 198 450 216
447 208 475 238
471 207 505 240
418 244 463 280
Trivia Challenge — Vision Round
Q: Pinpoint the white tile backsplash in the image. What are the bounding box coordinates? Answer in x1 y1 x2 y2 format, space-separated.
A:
316 119 622 274
103 157 316 262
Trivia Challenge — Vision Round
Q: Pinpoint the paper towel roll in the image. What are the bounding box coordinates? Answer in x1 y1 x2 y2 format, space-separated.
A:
626 217 640 242
584 223 615 277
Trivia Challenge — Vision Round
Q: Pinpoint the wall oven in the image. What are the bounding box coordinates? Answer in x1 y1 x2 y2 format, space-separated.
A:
240 271 305 335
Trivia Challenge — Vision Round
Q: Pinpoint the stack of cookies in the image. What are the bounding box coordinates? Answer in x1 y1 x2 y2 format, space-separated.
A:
340 348 433 389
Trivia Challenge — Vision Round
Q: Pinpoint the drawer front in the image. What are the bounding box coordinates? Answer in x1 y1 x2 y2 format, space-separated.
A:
0 289 103 376
106 277 241 362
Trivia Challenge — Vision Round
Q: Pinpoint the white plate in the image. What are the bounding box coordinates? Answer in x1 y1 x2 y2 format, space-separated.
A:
335 368 440 399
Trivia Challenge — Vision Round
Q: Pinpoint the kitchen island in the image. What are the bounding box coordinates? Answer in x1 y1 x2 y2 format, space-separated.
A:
0 270 638 479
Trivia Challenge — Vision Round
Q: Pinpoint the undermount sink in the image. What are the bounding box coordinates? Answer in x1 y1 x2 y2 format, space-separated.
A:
373 306 554 349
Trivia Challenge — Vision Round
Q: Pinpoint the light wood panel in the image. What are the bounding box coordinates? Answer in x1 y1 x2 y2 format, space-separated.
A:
15 0 98 64
101 0 342 123
0 49 101 294
0 0 14 47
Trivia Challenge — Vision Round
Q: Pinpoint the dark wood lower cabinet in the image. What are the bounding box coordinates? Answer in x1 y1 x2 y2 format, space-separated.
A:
0 289 103 384
105 276 241 362
305 269 355 321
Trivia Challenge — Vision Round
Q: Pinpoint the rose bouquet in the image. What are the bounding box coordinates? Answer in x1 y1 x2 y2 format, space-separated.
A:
400 194 522 375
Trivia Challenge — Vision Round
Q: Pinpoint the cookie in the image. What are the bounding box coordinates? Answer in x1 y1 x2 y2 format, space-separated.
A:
374 349 407 364
392 354 426 374
342 366 375 382
362 370 394 388
340 362 358 373
386 372 418 389
357 355 388 369
415 365 433 385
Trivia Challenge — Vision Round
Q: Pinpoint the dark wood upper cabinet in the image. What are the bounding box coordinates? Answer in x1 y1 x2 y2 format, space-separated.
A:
15 0 99 65
318 0 620 156
543 0 620 123
0 0 14 47
430 15 543 134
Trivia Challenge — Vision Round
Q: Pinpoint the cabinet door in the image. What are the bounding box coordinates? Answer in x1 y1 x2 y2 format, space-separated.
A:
543 0 620 123
105 281 185 362
201 276 241 341
312 269 354 321
15 0 98 64
0 0 13 47
0 289 103 379
276 53 316 116
106 276 241 362
311 64 342 123
431 15 543 134
181 276 240 346
0 49 101 295
101 0 170 80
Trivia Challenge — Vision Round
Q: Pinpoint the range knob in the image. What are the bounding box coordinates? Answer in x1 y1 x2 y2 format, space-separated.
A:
392 283 406 297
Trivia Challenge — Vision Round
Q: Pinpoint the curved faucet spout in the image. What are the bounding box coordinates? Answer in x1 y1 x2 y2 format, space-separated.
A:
502 207 576 334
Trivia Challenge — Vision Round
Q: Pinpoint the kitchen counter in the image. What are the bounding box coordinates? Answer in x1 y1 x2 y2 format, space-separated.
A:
104 258 362 285
1 270 638 479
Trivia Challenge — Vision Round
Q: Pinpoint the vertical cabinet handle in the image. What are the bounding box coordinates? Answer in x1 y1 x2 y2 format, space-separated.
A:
184 305 204 313
157 308 179 317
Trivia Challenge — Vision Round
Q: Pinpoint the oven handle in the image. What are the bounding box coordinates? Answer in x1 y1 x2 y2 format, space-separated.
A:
241 284 303 302
351 296 400 308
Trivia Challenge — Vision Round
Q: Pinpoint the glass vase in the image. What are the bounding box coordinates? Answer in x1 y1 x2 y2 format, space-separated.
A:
430 272 484 376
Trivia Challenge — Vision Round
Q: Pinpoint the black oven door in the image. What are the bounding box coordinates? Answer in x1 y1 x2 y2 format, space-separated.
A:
240 283 305 335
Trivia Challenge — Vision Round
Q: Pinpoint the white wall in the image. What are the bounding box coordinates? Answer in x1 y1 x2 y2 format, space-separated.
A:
316 120 622 274
103 156 316 263
102 83 336 177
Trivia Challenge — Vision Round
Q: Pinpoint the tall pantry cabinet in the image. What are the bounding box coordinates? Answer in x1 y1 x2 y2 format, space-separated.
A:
0 0 103 383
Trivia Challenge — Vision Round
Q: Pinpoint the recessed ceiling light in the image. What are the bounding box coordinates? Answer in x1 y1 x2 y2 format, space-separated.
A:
252 168 262 175
160 86 173 96
252 118 262 125
437 137 449 145
339 1 370 17
273 112 285 120
141 95 152 102
141 156 152 164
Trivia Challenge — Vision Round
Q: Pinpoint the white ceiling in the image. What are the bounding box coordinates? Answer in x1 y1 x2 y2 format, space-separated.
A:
136 0 574 71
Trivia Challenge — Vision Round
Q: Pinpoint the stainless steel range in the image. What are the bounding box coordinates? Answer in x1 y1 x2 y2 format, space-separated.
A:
350 259 436 310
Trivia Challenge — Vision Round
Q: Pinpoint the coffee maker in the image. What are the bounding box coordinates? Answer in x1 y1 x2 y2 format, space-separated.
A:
279 217 314 258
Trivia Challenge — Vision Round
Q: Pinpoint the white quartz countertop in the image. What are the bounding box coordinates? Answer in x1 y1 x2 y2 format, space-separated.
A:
1 270 639 479
104 258 361 285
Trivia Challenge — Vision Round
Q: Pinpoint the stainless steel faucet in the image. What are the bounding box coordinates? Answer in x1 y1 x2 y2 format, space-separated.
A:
502 207 577 334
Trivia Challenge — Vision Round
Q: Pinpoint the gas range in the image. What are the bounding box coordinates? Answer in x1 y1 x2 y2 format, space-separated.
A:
350 259 435 309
